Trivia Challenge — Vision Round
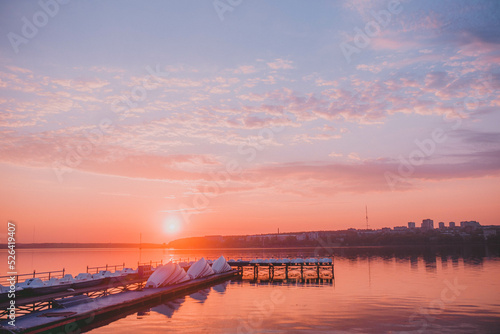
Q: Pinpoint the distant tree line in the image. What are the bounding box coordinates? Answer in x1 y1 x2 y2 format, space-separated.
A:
167 229 500 249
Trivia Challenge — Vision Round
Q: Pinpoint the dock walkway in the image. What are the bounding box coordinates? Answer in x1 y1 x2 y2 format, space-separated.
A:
228 259 334 282
1 270 237 333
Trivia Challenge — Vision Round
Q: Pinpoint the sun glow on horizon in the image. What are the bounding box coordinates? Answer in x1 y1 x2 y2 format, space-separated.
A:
163 215 182 235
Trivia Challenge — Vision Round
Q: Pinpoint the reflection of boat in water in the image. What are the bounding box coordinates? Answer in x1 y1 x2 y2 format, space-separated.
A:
137 309 150 317
212 281 229 293
189 288 210 303
320 269 333 279
151 297 185 318
304 269 317 279
258 269 270 278
287 270 301 279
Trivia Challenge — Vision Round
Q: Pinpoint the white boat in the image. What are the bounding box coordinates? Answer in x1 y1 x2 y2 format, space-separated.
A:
116 268 138 281
208 264 215 274
146 263 177 288
202 265 214 277
121 267 138 275
45 277 58 285
161 265 181 285
186 258 205 279
186 258 213 279
145 263 190 288
92 270 112 279
212 256 224 273
89 270 122 283
18 277 73 295
18 278 44 289
212 256 232 274
45 274 73 287
70 272 106 289
162 264 189 285
59 274 74 284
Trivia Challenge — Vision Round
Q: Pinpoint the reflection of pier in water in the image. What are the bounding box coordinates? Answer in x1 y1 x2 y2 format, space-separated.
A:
228 259 334 283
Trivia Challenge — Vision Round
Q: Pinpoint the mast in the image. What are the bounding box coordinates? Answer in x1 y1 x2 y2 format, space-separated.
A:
365 205 369 229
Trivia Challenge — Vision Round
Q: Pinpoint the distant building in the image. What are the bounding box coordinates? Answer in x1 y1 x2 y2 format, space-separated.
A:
449 222 456 228
408 222 416 229
421 219 434 230
438 222 445 229
307 231 319 240
296 233 307 241
483 229 497 239
277 234 288 241
246 235 260 242
394 226 408 231
460 221 481 230
381 227 391 232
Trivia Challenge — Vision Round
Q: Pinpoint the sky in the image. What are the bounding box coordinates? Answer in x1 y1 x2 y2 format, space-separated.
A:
0 0 499 243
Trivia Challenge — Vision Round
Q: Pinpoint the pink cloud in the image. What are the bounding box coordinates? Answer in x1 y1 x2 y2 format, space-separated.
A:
266 58 294 70
5 65 33 74
233 65 257 74
371 36 420 50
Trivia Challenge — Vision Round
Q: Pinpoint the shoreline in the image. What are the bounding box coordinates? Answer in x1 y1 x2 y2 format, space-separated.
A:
1 243 498 250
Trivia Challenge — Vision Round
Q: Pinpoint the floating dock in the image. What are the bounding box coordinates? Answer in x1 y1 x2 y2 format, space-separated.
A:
0 257 335 332
228 258 334 282
0 270 238 333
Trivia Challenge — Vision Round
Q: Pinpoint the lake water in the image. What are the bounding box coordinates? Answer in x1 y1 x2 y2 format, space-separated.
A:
1 246 500 333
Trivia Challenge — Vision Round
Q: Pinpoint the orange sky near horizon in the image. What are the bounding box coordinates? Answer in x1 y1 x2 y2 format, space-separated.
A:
2 162 499 243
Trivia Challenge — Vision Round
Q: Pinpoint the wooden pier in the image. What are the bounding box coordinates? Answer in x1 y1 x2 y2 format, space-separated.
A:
0 276 146 321
228 258 334 283
0 257 334 332
0 264 156 321
0 270 238 333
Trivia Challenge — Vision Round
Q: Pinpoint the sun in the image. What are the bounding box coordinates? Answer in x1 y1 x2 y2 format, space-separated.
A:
163 215 182 234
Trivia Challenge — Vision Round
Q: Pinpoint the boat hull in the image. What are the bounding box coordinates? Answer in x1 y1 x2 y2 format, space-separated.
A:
72 277 106 289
